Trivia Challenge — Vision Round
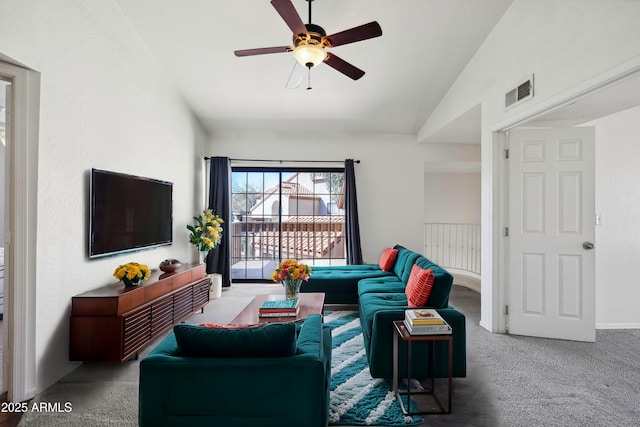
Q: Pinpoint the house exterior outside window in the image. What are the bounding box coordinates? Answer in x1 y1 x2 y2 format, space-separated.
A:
231 168 346 281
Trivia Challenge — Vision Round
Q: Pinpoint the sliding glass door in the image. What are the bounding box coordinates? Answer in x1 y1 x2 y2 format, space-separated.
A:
231 168 346 281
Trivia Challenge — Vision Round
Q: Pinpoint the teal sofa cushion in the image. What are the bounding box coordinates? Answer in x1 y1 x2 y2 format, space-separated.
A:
310 264 384 273
414 255 454 308
392 245 421 283
301 264 394 304
173 322 296 358
357 276 406 296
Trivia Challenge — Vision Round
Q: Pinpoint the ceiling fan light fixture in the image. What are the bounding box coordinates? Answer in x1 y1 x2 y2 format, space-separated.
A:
294 44 326 68
234 0 383 82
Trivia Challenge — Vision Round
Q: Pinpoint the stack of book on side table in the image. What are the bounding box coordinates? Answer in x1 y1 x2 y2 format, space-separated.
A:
404 309 452 335
258 295 300 318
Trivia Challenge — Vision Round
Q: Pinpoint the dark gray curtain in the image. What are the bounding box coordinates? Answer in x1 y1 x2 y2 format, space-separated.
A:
207 157 231 287
344 159 363 264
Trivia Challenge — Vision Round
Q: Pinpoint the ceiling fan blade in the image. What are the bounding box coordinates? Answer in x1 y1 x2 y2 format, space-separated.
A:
324 21 382 47
324 53 365 80
234 46 292 57
286 62 306 89
271 0 307 36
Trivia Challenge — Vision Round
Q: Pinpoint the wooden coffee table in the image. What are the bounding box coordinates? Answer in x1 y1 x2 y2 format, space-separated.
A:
230 292 326 324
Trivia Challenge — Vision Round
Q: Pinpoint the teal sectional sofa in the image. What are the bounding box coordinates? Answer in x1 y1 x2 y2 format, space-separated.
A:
300 244 421 304
303 244 466 379
300 264 395 304
139 314 331 427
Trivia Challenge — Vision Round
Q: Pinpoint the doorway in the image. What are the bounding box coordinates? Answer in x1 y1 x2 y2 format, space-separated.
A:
0 76 9 397
496 69 640 341
0 58 39 403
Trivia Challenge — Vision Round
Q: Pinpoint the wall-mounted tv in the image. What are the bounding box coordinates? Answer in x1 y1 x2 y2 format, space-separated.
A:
89 168 173 259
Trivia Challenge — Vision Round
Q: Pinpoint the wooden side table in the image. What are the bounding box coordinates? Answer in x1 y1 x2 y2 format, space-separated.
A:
392 320 453 415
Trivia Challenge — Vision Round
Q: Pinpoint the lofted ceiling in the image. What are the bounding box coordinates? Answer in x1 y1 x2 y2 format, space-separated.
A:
113 0 514 135
522 71 640 129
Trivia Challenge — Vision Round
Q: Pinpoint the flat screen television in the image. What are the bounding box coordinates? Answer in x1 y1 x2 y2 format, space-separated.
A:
89 168 173 259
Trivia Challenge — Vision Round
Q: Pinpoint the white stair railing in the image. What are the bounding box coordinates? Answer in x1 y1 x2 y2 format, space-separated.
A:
423 223 481 275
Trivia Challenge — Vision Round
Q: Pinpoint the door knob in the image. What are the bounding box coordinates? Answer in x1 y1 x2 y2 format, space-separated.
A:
582 241 595 250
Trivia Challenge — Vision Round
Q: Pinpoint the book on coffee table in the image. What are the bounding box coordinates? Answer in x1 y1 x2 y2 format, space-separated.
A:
258 295 300 317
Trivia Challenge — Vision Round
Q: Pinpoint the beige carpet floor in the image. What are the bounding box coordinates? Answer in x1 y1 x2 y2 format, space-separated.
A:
16 283 640 426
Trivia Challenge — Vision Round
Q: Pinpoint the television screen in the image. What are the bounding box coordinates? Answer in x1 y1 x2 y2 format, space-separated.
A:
89 168 173 258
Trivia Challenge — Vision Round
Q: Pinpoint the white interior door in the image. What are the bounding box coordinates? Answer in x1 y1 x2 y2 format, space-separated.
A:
507 127 595 342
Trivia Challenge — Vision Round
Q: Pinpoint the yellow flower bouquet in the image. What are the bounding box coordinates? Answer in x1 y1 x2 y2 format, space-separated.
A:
113 262 151 287
187 209 224 252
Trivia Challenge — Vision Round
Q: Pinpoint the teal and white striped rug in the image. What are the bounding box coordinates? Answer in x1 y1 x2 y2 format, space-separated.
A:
325 311 423 426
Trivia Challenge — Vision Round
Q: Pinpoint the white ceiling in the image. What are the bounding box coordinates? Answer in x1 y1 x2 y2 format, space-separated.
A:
113 0 514 135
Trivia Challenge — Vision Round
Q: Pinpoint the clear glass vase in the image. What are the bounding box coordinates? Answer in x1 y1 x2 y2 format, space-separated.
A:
199 250 209 264
283 279 303 300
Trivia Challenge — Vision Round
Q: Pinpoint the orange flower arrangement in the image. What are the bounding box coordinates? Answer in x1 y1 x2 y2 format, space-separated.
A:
271 259 312 283
272 259 312 300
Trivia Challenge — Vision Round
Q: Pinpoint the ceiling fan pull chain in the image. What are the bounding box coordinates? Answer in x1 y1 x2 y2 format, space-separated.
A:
307 68 312 90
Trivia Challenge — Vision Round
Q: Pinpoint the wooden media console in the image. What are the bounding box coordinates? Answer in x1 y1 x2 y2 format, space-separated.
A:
70 263 210 362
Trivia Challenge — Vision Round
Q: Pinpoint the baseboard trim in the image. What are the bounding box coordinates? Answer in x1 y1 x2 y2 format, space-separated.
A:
479 320 492 332
596 323 640 330
448 269 481 293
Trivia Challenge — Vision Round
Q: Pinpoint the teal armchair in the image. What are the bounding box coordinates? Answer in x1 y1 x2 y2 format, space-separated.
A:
139 314 332 427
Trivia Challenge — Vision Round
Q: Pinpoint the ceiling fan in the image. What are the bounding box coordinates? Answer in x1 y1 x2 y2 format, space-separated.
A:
234 0 382 87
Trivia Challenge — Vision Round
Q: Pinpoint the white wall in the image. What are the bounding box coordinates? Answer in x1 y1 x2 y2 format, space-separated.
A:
0 0 207 392
210 131 426 262
423 173 480 224
423 143 481 224
419 0 640 331
588 106 640 328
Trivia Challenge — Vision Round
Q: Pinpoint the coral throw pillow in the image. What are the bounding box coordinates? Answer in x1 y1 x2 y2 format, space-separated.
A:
379 248 399 271
405 265 435 308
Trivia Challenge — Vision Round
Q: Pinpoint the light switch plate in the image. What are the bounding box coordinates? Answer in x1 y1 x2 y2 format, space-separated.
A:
595 214 602 225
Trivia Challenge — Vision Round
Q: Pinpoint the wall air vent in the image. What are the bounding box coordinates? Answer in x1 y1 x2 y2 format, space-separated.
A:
505 75 534 108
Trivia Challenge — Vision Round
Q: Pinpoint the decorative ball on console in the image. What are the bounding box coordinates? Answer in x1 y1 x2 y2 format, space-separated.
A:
159 259 182 273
